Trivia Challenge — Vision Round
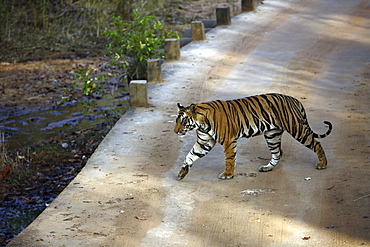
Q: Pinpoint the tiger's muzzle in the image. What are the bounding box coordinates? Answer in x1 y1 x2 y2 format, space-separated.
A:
176 130 187 135
174 125 188 135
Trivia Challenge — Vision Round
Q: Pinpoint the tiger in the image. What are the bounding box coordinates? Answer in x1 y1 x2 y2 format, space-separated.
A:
174 93 332 180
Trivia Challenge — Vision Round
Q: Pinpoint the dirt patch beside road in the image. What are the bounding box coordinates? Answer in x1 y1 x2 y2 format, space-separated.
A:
0 56 111 116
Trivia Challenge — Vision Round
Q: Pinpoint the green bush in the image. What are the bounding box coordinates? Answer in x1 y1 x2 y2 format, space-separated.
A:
103 10 179 82
75 69 105 96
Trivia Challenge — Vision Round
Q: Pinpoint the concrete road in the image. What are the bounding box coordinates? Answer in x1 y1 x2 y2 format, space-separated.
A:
9 0 370 246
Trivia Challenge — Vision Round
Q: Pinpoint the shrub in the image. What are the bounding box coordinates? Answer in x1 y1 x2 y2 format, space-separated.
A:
103 10 179 82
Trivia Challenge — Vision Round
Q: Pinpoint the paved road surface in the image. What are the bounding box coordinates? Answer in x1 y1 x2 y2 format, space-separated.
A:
9 0 370 246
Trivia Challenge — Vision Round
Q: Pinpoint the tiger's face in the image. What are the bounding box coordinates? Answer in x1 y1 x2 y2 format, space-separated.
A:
174 103 197 135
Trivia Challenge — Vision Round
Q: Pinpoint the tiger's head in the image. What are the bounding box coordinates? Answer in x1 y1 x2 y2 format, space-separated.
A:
174 103 198 135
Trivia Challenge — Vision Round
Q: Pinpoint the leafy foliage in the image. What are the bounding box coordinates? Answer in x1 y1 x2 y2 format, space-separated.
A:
75 69 105 96
58 69 106 111
103 10 179 81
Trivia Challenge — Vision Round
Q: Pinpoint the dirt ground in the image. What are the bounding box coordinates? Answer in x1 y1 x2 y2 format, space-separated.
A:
0 0 242 118
0 56 113 117
7 0 370 246
0 1 244 244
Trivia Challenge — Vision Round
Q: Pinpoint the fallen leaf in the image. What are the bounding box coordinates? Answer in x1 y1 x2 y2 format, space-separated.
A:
327 185 335 190
135 216 147 220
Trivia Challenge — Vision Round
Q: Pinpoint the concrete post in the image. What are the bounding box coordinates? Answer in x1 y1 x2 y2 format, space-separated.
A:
242 0 256 12
216 6 231 26
147 59 162 83
129 80 148 107
191 21 206 41
164 38 180 61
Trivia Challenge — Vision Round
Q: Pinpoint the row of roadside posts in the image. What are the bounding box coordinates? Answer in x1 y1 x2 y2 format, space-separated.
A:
130 1 258 107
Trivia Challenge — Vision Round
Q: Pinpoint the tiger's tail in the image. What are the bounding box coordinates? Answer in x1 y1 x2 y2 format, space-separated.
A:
313 121 332 139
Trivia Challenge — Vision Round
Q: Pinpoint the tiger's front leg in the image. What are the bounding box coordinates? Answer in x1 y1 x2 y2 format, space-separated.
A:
218 139 237 179
177 131 216 180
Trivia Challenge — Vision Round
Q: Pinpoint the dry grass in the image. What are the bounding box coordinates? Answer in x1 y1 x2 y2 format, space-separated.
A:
0 0 242 61
0 133 31 181
0 0 168 61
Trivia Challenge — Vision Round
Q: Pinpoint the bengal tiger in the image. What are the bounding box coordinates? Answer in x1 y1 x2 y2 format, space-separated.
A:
174 93 332 180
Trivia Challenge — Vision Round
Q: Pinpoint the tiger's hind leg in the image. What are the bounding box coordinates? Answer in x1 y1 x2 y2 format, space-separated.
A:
307 138 327 169
259 129 284 172
314 141 327 169
294 133 327 169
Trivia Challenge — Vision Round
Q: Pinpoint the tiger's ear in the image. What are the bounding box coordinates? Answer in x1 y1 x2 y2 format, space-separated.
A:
188 104 197 115
177 103 184 110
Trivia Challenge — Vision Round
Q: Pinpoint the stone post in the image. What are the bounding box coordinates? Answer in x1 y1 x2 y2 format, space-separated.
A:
191 21 206 41
147 59 162 83
164 38 180 61
129 80 148 107
216 6 231 26
242 0 256 12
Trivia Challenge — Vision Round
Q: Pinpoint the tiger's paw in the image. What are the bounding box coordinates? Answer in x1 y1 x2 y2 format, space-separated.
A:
177 165 189 180
315 162 327 170
218 171 234 180
258 164 273 172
